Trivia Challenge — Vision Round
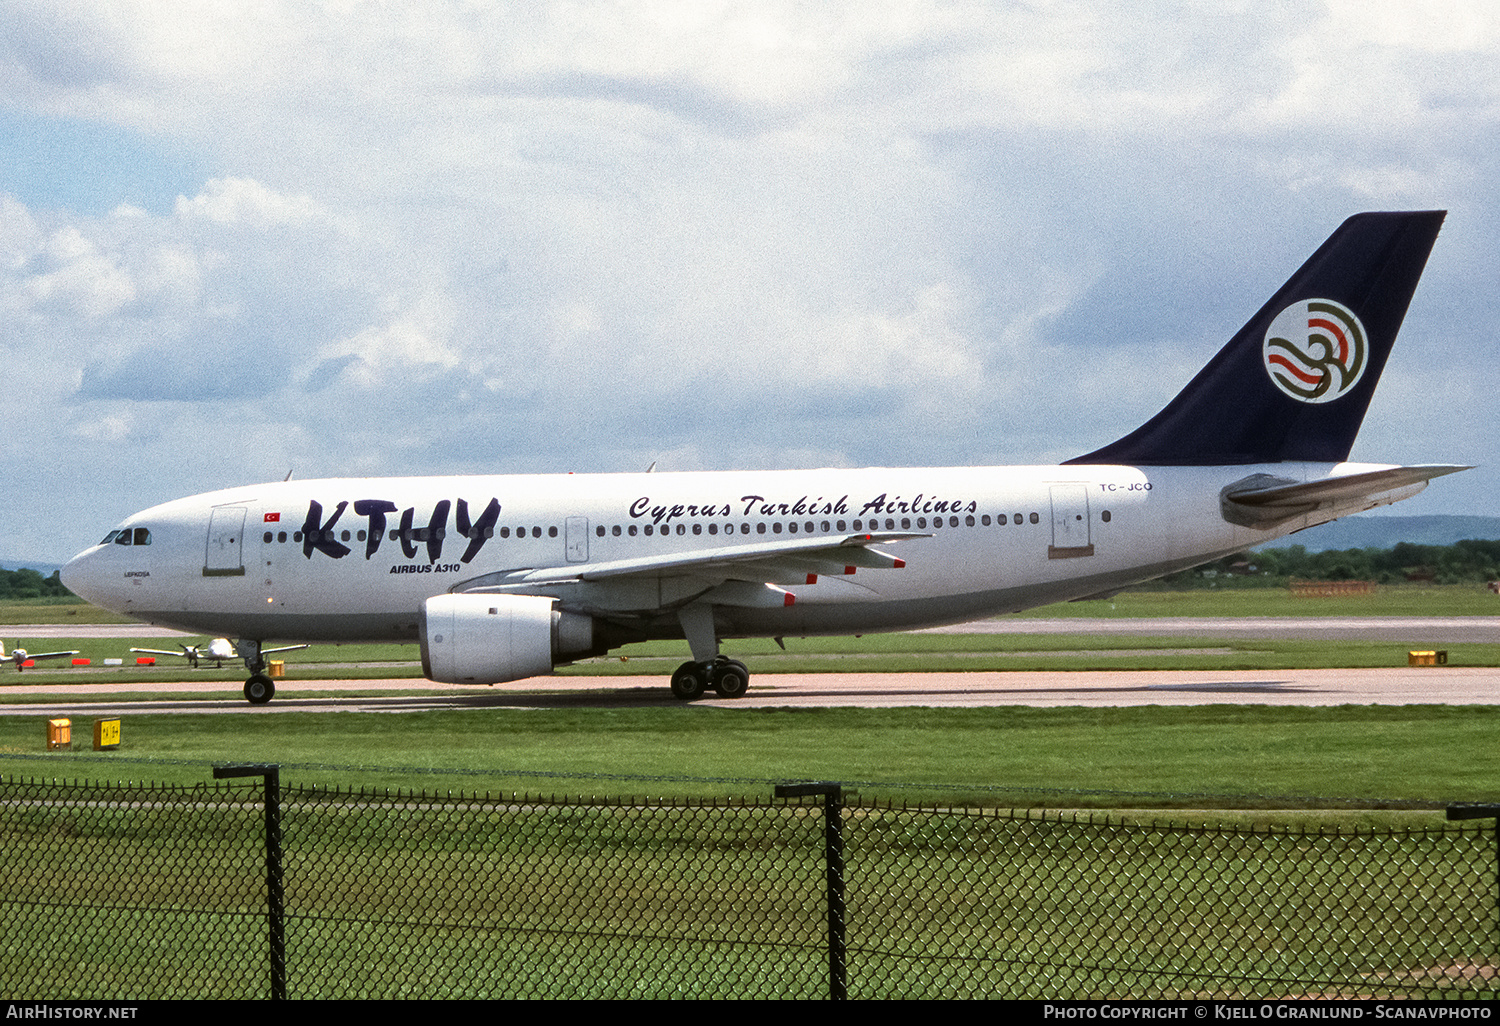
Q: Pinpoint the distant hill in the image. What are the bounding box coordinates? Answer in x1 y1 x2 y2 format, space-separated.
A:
1256 515 1500 553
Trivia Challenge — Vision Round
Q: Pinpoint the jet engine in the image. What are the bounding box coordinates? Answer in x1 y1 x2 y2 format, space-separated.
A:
419 593 597 684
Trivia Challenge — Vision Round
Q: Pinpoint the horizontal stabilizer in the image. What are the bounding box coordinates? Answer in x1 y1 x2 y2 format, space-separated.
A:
1220 465 1471 529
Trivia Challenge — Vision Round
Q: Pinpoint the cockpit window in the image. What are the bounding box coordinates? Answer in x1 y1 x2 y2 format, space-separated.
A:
106 527 152 546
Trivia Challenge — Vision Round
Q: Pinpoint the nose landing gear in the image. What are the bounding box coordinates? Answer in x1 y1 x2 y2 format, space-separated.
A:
244 673 276 704
238 639 274 705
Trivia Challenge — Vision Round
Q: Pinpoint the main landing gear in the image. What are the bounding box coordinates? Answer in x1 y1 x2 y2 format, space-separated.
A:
670 603 750 701
238 639 275 705
670 657 750 701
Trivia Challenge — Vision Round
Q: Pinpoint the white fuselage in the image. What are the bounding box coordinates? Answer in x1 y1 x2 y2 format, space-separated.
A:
61 461 1414 647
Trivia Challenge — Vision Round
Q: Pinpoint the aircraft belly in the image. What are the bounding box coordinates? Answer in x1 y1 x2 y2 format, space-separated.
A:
134 608 421 643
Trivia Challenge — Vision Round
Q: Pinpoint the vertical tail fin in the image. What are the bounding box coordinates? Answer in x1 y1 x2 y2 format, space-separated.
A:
1066 211 1445 466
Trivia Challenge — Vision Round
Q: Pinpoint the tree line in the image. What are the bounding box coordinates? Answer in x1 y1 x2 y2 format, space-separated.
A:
1163 539 1500 588
0 568 73 600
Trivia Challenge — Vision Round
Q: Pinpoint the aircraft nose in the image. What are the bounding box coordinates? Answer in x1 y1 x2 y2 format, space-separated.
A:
61 546 106 606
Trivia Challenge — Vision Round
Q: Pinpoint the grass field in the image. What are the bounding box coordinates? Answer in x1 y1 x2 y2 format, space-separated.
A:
6 589 1499 998
3 584 1499 810
3 704 1498 813
8 781 1489 998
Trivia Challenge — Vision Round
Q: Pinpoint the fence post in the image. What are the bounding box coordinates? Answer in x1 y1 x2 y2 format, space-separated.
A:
776 782 846 1000
215 763 285 1000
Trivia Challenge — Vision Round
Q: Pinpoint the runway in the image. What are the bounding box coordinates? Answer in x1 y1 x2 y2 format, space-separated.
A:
4 614 1497 715
5 665 1499 715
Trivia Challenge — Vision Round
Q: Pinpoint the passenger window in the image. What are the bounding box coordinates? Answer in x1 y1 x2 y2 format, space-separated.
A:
1029 512 1039 524
1102 510 1111 523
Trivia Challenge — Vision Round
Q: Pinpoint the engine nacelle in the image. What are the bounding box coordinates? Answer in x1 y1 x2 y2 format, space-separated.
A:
419 593 596 685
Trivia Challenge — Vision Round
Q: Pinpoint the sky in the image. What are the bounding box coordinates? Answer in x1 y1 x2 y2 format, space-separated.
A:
2 1 1497 565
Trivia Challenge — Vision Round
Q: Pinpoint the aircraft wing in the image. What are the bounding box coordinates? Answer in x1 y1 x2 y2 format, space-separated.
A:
3 645 80 669
131 643 307 659
454 531 925 611
1220 465 1472 529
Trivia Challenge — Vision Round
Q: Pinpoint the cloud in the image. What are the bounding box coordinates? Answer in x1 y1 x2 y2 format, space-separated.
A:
174 176 330 228
1 1 1497 562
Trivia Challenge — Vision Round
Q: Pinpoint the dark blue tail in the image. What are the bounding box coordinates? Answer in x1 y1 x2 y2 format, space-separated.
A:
1065 211 1445 466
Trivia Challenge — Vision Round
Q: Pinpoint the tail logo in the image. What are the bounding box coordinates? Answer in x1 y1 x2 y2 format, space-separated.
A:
1263 299 1367 403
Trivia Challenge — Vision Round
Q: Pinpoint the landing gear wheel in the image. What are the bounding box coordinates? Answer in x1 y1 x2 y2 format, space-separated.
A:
244 674 275 705
711 659 750 699
670 661 708 701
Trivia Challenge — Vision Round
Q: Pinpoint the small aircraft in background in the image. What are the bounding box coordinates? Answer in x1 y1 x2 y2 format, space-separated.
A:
2 640 81 672
130 638 308 669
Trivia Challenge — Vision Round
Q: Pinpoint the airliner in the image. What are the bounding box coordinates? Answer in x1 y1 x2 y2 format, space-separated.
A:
61 211 1468 704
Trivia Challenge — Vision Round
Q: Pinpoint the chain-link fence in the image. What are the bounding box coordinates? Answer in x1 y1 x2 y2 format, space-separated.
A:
3 772 1496 999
